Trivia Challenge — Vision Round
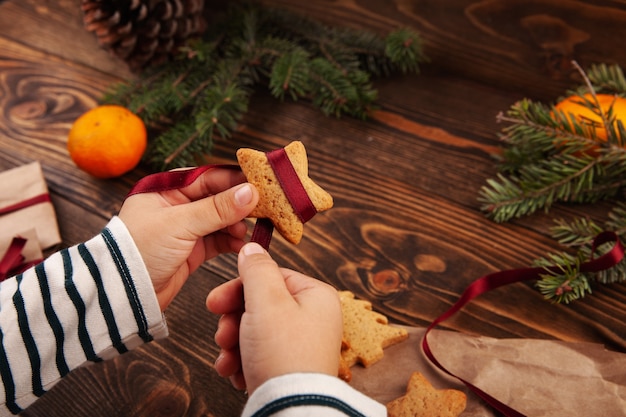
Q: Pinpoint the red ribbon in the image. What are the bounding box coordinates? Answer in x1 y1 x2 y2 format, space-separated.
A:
422 231 625 417
0 237 26 281
0 193 51 216
121 158 623 416
0 237 42 282
127 165 239 197
0 193 51 281
266 148 317 224
125 148 316 250
251 148 318 249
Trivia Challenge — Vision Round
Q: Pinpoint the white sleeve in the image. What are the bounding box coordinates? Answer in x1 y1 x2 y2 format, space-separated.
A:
242 373 387 417
0 216 167 415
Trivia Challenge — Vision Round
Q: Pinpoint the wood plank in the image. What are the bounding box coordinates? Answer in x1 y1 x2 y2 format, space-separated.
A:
255 0 626 100
1 0 625 415
0 35 146 226
0 0 133 78
211 115 626 350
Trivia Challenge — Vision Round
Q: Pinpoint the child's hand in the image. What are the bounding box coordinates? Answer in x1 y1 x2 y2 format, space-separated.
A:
206 242 343 394
118 168 259 311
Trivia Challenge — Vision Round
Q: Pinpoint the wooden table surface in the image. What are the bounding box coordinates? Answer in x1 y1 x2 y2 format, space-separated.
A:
2 0 626 416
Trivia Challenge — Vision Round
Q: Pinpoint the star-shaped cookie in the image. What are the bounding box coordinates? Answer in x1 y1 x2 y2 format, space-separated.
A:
386 372 467 417
236 141 333 244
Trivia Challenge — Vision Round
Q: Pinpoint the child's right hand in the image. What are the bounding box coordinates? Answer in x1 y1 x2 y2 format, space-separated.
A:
118 168 259 311
206 242 343 394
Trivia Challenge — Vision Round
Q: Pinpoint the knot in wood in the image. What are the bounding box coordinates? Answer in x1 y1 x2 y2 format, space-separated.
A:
9 100 47 121
370 269 403 295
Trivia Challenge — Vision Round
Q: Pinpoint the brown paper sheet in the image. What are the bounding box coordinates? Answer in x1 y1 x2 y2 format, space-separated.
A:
350 326 626 416
0 162 61 250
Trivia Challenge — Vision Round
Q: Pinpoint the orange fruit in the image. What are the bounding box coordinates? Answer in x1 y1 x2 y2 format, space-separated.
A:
553 93 626 141
67 105 147 178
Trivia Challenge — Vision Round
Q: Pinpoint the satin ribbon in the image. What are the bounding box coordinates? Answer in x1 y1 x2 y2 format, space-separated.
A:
126 148 316 250
422 231 625 417
0 193 51 216
266 148 317 224
251 148 317 249
0 237 42 281
127 165 239 197
0 193 51 281
123 159 623 416
0 237 27 281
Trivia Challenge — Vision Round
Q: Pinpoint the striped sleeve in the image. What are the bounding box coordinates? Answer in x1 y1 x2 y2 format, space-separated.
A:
242 373 387 417
0 216 167 415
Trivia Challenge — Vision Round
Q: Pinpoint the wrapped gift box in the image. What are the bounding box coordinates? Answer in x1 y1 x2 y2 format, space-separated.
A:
0 162 61 268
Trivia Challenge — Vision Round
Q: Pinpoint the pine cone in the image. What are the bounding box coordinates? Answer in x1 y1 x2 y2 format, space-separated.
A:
82 0 206 71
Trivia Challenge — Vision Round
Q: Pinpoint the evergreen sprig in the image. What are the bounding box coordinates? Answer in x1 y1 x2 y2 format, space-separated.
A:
103 3 426 169
479 62 626 303
533 208 626 303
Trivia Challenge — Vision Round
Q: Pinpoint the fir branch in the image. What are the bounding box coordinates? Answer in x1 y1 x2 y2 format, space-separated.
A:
268 48 312 100
479 153 620 222
606 202 626 233
533 214 626 303
148 118 205 169
480 64 626 223
534 253 591 304
550 217 603 247
102 3 426 170
568 62 626 96
385 28 427 74
495 99 603 169
480 61 626 303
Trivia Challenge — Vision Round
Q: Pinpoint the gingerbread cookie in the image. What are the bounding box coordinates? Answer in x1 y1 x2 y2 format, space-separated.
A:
338 290 408 381
337 338 352 382
387 372 467 417
236 141 333 244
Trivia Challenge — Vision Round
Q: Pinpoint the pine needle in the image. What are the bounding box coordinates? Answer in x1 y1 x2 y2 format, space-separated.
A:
103 3 426 170
481 61 626 303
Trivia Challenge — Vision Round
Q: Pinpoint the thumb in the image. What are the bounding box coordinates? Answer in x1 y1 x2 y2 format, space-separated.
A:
180 183 259 237
237 242 293 312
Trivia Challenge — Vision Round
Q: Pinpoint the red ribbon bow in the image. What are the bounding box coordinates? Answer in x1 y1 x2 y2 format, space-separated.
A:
0 237 42 282
0 193 51 282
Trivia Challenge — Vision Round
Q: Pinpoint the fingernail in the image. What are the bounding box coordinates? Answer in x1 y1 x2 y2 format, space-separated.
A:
241 242 265 256
234 184 253 207
215 351 224 365
215 352 225 375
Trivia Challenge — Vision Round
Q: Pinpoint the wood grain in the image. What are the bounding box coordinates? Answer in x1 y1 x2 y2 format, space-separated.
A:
1 0 625 415
255 0 626 100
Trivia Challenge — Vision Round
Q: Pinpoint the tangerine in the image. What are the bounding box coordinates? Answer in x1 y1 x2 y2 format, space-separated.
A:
67 105 147 178
553 93 626 141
